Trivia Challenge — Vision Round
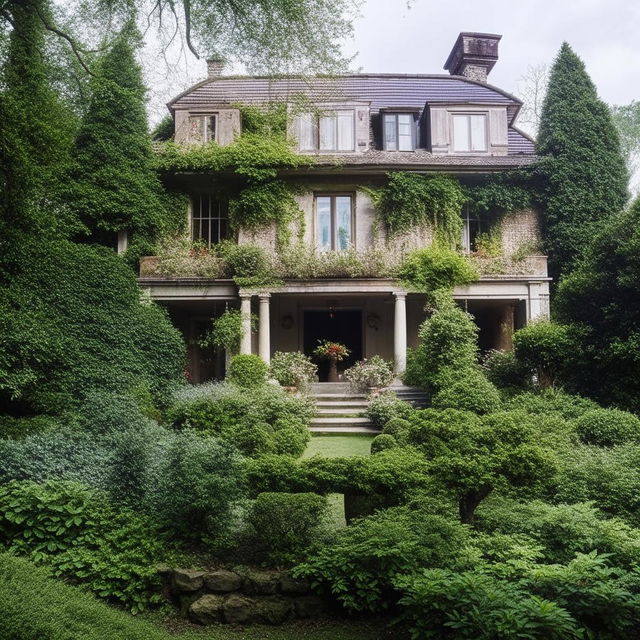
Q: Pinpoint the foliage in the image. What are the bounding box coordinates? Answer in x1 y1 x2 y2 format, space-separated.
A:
294 506 478 612
151 114 174 141
244 492 328 563
513 321 573 389
167 382 313 457
227 354 269 388
199 308 257 354
147 235 228 278
503 389 598 421
473 229 502 258
555 198 640 411
0 480 165 611
467 174 533 216
610 100 640 178
366 391 413 429
536 42 628 280
483 349 532 391
575 408 640 447
369 173 466 244
344 356 394 392
269 351 317 389
398 246 478 293
370 434 397 454
218 241 276 286
431 369 502 415
0 554 170 640
382 417 412 442
313 340 350 361
0 414 61 441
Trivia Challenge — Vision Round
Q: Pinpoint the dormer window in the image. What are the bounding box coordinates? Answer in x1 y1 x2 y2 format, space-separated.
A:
452 113 487 152
188 114 217 143
383 113 416 151
298 110 355 152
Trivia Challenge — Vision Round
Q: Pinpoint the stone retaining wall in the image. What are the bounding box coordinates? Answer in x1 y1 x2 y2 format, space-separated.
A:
159 567 326 625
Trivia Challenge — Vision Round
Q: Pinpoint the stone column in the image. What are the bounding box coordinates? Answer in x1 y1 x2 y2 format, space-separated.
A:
497 302 515 351
239 293 252 355
258 293 271 365
393 292 408 377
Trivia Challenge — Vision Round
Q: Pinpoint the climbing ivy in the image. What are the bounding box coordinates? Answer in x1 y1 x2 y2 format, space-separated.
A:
368 173 466 246
466 173 533 216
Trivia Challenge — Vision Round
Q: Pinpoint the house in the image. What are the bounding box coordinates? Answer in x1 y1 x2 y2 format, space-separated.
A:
140 32 549 384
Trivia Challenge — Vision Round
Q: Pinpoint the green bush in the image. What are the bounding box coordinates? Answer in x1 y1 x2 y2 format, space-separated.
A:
219 242 274 286
244 454 311 495
575 408 640 447
504 389 598 421
199 308 257 355
366 391 413 428
371 433 397 454
398 246 478 293
383 417 411 442
227 354 268 388
244 492 328 563
269 350 317 389
0 414 60 440
483 349 532 391
295 506 478 612
0 480 165 611
0 554 169 640
344 356 394 392
431 368 502 415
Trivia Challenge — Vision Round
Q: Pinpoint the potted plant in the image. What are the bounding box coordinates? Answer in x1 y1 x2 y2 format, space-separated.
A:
269 351 318 392
313 340 350 383
344 355 394 394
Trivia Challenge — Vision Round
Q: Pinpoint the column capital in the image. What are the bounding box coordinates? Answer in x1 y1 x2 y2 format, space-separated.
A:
258 292 272 300
393 290 408 300
238 291 253 300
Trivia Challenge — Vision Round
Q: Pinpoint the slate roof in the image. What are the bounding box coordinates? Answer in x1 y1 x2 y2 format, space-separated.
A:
169 73 536 161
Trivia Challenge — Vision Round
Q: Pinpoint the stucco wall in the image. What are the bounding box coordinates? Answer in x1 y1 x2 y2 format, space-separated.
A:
499 208 542 258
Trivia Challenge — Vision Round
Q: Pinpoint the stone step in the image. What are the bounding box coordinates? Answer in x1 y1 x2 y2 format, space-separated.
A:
312 396 368 403
316 406 365 415
310 382 356 394
310 416 371 426
316 400 368 408
310 425 381 434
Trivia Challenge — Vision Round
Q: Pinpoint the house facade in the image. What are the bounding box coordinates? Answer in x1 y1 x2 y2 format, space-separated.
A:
140 32 550 383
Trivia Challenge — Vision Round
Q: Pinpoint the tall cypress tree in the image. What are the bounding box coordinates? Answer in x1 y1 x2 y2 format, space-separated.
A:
67 25 172 255
536 43 629 281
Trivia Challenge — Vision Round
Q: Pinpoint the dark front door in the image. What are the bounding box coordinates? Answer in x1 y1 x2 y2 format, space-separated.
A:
303 310 363 382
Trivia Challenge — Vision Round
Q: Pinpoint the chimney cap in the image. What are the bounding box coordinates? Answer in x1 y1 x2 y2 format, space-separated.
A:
444 32 502 78
206 57 226 78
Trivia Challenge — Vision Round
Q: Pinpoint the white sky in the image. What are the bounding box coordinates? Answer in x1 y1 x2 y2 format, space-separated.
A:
146 0 640 124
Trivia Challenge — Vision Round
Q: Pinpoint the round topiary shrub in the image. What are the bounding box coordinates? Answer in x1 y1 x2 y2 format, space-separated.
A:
366 391 413 428
227 354 268 388
269 351 317 390
370 433 397 454
575 408 640 447
382 417 411 443
431 369 501 415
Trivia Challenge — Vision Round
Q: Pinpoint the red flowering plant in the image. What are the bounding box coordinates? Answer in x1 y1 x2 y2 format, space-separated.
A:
313 340 350 361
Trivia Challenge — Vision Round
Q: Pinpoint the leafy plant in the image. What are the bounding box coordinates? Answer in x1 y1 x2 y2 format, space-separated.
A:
269 351 317 389
227 354 269 388
313 340 350 361
431 368 502 415
344 356 394 391
199 308 258 354
575 408 640 447
366 390 413 428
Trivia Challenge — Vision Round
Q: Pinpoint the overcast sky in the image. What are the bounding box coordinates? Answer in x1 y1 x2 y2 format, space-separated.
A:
147 0 640 123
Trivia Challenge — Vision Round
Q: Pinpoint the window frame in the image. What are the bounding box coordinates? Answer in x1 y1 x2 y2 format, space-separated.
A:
313 193 355 251
298 110 355 153
382 112 416 151
450 112 488 154
189 113 218 144
461 205 482 253
190 194 229 247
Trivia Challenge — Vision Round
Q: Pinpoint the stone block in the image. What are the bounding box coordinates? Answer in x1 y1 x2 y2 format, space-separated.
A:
172 569 205 593
189 594 225 625
294 595 326 618
255 596 292 625
242 570 280 595
279 572 310 595
223 594 258 624
204 569 242 593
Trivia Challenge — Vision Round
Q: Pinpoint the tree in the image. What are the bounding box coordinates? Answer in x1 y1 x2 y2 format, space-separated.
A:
536 43 628 281
515 63 549 137
555 197 640 412
610 101 640 190
65 25 179 258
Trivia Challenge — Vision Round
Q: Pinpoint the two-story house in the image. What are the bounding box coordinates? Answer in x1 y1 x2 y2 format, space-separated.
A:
140 32 549 384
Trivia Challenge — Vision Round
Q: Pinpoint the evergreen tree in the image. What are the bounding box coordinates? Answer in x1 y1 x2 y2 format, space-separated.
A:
536 43 628 281
555 196 640 412
66 26 176 257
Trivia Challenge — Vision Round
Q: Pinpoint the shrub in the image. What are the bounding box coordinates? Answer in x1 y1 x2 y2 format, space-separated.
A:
76 390 149 435
366 390 413 428
199 308 258 355
219 242 274 286
371 433 397 454
344 356 394 392
0 414 60 440
269 351 317 389
244 492 328 563
504 389 598 421
575 408 640 447
383 417 411 442
513 321 573 389
398 246 478 292
295 506 478 612
482 349 531 391
245 454 311 495
0 554 170 640
227 354 268 388
0 480 164 611
431 368 502 415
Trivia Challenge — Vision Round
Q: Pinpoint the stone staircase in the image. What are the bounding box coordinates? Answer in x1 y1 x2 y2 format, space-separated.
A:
387 385 428 408
309 382 378 434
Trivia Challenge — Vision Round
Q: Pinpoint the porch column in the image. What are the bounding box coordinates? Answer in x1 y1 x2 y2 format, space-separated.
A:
239 293 252 355
258 293 271 365
393 292 407 376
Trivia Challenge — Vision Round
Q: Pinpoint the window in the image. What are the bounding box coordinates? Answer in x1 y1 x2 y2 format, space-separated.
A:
188 114 217 143
452 113 487 152
298 111 354 152
191 195 229 246
461 207 481 253
315 195 353 250
383 113 415 150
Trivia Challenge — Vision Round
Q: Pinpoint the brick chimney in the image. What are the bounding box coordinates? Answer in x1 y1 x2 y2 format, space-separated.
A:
444 33 501 83
206 57 225 78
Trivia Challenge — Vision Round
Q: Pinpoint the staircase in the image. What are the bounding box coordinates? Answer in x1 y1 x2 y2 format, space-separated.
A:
309 383 378 434
387 385 428 408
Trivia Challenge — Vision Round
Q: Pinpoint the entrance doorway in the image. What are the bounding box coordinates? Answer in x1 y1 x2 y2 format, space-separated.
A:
303 310 363 381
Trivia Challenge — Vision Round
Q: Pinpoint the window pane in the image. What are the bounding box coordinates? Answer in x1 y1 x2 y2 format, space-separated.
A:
398 114 413 150
335 196 352 250
298 113 316 151
205 115 217 142
470 115 487 151
384 115 397 150
316 197 332 249
337 111 354 151
319 116 336 150
189 116 204 142
452 115 470 151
